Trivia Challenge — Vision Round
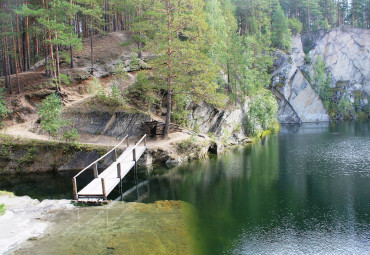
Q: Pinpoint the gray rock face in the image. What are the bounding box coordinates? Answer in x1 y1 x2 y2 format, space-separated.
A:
68 111 151 138
271 51 330 123
187 102 247 141
291 35 306 67
308 27 370 95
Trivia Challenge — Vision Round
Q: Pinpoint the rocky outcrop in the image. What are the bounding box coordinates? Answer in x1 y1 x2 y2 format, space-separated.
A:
305 27 369 115
187 102 249 143
66 110 151 138
271 27 369 122
307 27 370 95
270 51 330 123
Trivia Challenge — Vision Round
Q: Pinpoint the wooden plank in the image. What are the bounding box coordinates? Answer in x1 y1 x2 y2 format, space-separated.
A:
78 178 104 196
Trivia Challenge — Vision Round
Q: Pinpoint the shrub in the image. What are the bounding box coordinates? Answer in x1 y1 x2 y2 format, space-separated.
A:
247 89 278 135
0 203 5 215
177 135 198 154
38 93 67 138
90 78 123 106
125 72 159 109
0 89 10 125
62 128 80 143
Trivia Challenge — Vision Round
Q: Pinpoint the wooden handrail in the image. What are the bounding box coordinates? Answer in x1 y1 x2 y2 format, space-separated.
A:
73 135 129 179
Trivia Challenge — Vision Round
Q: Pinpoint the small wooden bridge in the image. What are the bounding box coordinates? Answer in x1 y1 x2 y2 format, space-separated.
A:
72 134 147 202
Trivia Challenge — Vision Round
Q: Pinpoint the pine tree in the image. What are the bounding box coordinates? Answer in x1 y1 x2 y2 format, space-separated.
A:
271 4 291 51
136 0 222 138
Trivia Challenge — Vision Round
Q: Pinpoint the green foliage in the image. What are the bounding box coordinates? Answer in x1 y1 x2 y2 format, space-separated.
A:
59 74 71 86
271 4 291 51
129 53 141 70
289 18 303 35
337 94 353 119
177 135 199 154
246 89 278 135
62 128 80 143
0 89 10 124
313 56 332 104
0 203 5 215
125 72 159 110
38 94 67 138
90 78 123 106
320 18 331 31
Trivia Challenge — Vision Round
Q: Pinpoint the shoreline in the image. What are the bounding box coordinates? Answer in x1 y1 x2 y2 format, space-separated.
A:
0 192 75 254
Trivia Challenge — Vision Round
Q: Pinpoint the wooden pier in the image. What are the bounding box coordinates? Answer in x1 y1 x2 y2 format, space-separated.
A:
72 134 147 202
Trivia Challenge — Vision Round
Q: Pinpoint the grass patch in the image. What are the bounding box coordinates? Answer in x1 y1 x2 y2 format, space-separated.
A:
0 203 5 215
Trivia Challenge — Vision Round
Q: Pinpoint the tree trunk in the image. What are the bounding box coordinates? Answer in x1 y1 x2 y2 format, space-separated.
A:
227 62 231 94
70 0 74 68
234 72 237 106
9 1 21 93
55 43 61 92
164 90 172 138
5 36 12 94
90 5 94 73
16 12 23 72
25 4 31 70
90 35 94 73
164 1 172 139
308 2 311 31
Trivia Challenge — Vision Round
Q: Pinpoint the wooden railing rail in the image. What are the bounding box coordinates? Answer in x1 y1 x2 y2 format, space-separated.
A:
73 135 128 179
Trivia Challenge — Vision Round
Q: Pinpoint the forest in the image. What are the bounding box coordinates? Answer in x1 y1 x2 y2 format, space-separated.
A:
0 0 369 136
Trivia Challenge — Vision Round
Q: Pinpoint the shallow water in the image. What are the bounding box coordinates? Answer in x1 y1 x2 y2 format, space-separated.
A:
4 120 370 254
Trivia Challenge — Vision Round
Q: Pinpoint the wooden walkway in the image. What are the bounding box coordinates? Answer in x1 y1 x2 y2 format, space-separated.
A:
72 134 147 201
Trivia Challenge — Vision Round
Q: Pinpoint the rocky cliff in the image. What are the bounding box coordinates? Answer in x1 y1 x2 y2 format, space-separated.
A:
271 27 369 123
270 48 330 123
306 27 370 95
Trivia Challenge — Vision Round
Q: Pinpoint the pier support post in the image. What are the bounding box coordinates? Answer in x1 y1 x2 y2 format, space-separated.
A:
102 178 107 200
93 163 98 178
73 177 78 200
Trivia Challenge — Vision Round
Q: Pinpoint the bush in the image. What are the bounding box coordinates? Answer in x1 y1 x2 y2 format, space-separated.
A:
0 89 10 125
177 135 198 154
247 89 278 135
0 203 5 215
125 72 159 109
90 78 124 106
38 93 67 138
62 128 80 143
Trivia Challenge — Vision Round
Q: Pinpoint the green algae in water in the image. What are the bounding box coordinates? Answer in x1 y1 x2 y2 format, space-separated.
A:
12 201 201 255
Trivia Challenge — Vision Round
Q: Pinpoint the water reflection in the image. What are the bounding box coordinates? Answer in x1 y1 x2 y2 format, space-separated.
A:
144 120 370 254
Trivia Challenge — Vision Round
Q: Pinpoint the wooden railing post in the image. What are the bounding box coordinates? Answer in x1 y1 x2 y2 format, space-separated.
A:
133 148 137 162
101 178 107 200
113 148 117 162
72 177 78 200
93 163 98 178
117 162 121 179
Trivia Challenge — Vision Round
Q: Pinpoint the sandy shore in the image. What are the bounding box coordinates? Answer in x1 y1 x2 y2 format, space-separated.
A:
0 193 74 254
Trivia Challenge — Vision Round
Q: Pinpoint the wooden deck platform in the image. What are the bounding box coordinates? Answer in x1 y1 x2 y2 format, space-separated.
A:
73 135 147 201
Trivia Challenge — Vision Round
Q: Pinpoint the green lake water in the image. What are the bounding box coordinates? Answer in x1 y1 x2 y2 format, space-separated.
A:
2 120 370 254
141 120 370 254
